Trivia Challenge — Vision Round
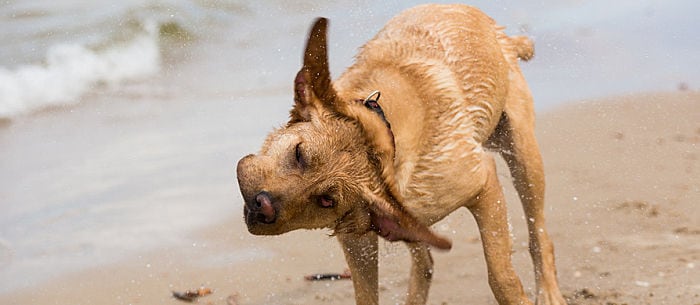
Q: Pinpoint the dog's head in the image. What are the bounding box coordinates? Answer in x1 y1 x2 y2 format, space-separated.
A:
236 18 451 250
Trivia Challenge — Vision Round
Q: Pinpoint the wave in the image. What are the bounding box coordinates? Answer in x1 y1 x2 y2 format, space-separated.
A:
0 20 162 118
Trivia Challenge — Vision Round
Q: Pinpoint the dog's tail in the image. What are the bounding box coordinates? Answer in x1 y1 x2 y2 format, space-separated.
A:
508 36 534 61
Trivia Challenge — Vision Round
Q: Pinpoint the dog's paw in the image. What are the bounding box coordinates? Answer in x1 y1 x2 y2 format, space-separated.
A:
535 289 567 305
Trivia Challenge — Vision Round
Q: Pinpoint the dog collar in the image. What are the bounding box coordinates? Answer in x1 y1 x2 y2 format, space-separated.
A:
360 90 395 155
362 90 391 131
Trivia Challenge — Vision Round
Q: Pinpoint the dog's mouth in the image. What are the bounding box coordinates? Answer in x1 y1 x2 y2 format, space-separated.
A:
243 191 279 226
371 217 401 242
244 204 278 227
243 206 281 236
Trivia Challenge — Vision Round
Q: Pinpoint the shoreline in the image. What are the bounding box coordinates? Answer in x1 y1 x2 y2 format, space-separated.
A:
2 91 699 305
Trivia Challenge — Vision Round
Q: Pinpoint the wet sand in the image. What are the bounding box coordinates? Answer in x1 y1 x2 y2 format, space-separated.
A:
2 91 699 305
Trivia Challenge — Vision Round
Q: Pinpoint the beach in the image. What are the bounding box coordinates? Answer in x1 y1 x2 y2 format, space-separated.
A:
1 1 699 305
2 91 698 305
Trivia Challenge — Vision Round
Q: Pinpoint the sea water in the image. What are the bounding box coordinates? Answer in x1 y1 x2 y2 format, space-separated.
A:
0 0 698 294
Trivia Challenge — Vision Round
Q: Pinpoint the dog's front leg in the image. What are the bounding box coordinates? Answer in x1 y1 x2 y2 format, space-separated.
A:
406 242 433 305
337 232 379 305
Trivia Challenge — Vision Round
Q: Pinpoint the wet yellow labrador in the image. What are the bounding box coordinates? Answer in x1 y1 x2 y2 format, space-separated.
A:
237 4 566 305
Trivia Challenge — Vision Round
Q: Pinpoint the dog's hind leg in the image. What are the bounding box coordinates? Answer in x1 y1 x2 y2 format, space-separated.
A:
405 242 433 305
492 77 567 305
468 155 532 305
337 233 379 305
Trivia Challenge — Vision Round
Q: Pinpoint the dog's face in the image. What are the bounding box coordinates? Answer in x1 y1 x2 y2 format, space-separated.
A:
236 18 451 250
237 112 376 235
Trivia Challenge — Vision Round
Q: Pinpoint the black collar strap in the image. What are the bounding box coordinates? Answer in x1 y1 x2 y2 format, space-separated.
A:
360 90 395 154
362 90 391 131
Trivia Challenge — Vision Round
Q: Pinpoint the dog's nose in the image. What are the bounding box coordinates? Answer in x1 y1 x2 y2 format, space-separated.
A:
255 192 274 215
247 191 276 223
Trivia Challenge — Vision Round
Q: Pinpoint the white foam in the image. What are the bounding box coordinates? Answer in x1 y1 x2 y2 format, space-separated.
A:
0 21 160 118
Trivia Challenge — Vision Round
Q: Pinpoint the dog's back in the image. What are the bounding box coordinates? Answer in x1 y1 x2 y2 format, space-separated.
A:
335 4 534 222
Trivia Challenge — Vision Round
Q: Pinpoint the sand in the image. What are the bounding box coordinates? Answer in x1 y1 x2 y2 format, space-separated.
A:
2 91 699 305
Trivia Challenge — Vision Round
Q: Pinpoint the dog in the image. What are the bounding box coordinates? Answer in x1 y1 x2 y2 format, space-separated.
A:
237 4 566 305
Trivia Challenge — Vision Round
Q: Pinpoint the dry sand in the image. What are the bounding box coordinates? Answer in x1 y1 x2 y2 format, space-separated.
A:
3 91 699 305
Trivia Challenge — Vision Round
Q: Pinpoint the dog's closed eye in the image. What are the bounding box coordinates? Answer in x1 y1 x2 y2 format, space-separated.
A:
294 142 306 169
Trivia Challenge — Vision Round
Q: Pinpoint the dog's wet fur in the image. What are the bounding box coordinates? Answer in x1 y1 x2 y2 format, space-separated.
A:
237 4 566 305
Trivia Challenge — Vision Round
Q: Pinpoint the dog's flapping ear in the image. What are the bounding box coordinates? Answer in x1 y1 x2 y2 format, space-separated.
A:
363 190 452 250
291 18 338 123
